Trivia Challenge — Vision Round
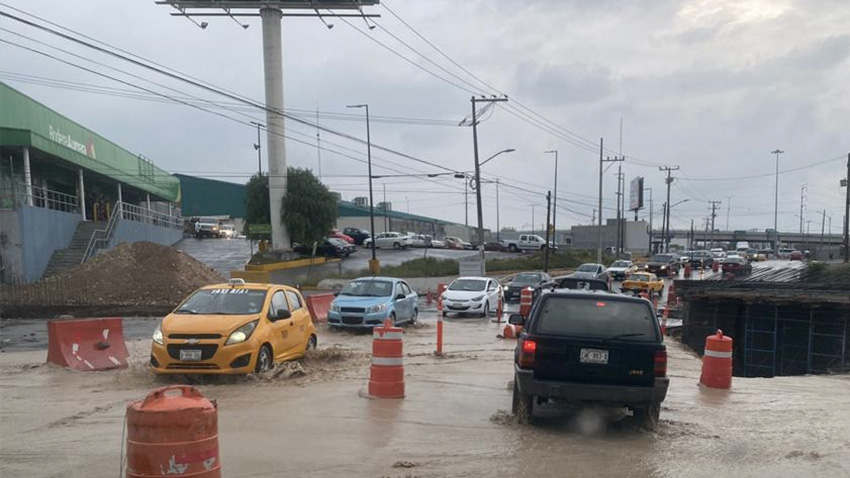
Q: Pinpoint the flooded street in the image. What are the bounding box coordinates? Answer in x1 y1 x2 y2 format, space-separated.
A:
2 313 849 478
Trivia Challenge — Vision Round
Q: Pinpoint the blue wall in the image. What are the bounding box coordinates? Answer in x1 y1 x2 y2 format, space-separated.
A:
18 205 80 282
112 218 182 249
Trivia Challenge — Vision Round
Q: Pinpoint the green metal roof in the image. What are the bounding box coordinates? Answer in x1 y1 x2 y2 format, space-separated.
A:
338 200 462 226
0 82 180 202
176 174 246 218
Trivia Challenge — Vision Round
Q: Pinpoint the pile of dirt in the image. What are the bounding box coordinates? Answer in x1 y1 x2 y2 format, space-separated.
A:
5 242 223 312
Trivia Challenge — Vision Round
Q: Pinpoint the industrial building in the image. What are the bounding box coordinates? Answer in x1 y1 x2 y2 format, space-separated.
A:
677 265 849 377
570 218 649 254
175 176 482 242
0 83 183 283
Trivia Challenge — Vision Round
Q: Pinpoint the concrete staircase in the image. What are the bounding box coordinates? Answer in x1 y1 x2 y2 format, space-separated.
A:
43 221 107 278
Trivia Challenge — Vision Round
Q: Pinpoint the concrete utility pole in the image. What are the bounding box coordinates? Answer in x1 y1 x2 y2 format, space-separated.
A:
598 148 624 262
615 165 624 257
531 204 536 237
659 166 680 252
544 150 559 251
771 149 784 251
800 185 807 234
820 209 827 258
709 200 721 249
544 190 551 272
644 187 653 255
725 195 733 232
469 96 508 246
844 152 849 263
160 1 379 251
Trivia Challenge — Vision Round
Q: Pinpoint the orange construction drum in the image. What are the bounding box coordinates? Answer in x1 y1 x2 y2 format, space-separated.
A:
368 323 405 398
700 329 733 389
519 287 534 318
126 386 220 477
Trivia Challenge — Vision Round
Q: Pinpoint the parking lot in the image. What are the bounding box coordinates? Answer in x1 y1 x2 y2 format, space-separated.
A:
1 309 849 478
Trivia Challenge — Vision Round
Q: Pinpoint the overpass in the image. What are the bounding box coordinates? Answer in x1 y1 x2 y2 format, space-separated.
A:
651 229 845 247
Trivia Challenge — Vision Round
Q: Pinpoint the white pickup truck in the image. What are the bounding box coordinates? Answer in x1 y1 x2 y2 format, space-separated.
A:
504 234 556 253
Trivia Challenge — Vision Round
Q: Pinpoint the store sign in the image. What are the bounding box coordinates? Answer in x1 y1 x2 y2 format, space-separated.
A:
49 125 96 159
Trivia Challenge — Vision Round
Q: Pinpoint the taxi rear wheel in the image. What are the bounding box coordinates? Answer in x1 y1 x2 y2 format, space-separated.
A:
255 344 272 373
307 335 317 351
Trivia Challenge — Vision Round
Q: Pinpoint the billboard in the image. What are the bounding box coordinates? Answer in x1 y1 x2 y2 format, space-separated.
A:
629 177 644 211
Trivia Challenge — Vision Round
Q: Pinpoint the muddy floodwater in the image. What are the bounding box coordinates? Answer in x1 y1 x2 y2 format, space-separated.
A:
2 311 849 478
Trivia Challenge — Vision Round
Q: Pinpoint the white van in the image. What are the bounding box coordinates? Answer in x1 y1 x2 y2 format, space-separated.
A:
735 241 750 252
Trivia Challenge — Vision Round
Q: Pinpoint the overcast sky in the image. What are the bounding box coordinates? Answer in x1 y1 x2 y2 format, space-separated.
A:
1 0 847 234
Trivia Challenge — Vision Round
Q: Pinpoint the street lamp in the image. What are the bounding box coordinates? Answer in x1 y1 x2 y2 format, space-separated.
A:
544 150 558 250
462 148 515 243
347 103 379 274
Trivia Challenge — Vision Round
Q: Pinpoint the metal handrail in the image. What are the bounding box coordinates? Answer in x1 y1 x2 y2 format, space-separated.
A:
81 200 122 264
80 201 184 263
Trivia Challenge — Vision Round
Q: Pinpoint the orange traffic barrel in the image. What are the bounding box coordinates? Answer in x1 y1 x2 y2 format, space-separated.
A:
126 385 220 477
502 323 516 339
700 329 733 389
519 287 534 318
369 323 404 398
712 261 720 272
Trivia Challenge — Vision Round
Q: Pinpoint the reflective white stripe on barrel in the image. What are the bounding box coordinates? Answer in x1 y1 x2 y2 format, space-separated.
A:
371 356 404 366
373 331 403 340
704 349 732 359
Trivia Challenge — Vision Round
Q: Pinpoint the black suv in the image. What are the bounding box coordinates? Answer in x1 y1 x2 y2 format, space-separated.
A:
643 253 680 276
342 227 371 246
509 290 669 428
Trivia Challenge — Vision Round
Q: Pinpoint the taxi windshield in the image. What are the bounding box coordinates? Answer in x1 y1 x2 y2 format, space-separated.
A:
175 288 267 315
633 274 650 282
339 280 393 297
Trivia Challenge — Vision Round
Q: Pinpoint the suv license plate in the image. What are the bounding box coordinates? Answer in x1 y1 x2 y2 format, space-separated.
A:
179 349 202 361
580 348 609 364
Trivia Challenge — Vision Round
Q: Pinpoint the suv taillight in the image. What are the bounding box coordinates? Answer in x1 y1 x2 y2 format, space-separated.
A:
654 350 667 377
519 339 537 368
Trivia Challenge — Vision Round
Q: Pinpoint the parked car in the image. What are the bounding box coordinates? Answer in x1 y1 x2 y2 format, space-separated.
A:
721 255 752 275
408 234 433 248
620 272 664 294
504 234 556 253
790 250 803 261
607 260 635 280
327 277 419 328
444 236 472 250
569 263 608 281
430 237 446 249
503 271 553 302
441 277 502 317
363 232 412 249
710 248 726 259
509 289 668 427
294 238 355 258
150 279 317 374
342 227 371 246
484 241 508 252
330 229 355 244
643 253 680 276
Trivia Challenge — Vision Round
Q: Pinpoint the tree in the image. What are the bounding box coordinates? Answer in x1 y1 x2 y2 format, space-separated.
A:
281 167 338 246
243 173 270 234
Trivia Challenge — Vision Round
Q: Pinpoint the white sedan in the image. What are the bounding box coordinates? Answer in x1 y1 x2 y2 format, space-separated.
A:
363 232 412 249
441 277 502 317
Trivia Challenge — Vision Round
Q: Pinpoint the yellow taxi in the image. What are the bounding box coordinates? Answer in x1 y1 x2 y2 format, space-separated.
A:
150 279 316 374
620 272 664 294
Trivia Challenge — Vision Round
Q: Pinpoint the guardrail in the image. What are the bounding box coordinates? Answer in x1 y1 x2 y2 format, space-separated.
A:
0 183 79 213
81 201 183 264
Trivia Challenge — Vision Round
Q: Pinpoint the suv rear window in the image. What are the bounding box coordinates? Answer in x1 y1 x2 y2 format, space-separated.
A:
533 296 657 342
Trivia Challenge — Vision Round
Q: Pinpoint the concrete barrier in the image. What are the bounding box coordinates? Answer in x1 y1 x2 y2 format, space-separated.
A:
47 317 129 371
306 293 335 324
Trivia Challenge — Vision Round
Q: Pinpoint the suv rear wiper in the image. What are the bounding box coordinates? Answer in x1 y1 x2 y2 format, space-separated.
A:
603 333 646 342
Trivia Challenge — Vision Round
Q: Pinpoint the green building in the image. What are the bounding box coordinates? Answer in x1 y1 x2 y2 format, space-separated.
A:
0 82 183 282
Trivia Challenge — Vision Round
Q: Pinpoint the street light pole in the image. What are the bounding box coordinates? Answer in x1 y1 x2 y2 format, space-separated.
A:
347 103 378 273
496 179 501 242
644 187 653 255
771 149 784 250
545 150 558 251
